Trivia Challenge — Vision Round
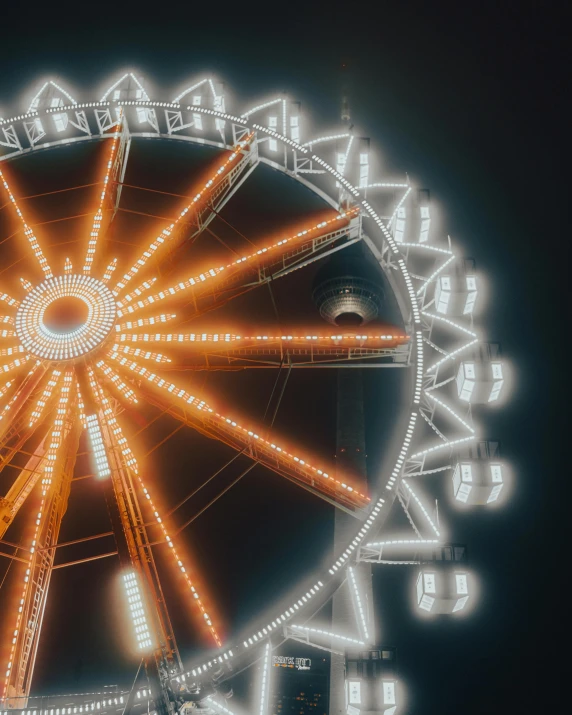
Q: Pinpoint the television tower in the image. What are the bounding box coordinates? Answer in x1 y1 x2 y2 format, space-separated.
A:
313 244 383 713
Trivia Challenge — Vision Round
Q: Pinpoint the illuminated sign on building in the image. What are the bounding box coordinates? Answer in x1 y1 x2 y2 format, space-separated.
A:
272 655 311 670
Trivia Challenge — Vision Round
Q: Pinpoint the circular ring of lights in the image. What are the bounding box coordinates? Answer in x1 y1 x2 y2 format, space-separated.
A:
15 274 116 361
0 72 508 705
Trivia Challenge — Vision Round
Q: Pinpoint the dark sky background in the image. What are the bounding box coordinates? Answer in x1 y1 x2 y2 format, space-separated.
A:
0 2 567 713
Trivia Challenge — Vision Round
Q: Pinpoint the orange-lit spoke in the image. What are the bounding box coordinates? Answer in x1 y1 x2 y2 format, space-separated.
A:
113 134 256 296
0 315 15 339
76 381 87 427
102 257 118 284
87 368 222 645
0 346 26 358
0 292 20 309
64 257 73 275
115 207 360 319
0 379 14 399
136 476 223 648
115 331 410 348
109 344 172 364
109 354 370 507
116 277 158 309
40 371 73 495
0 353 31 384
115 313 177 333
87 368 138 474
3 496 47 694
0 355 35 422
29 368 62 426
83 112 123 274
0 169 53 279
2 381 72 694
95 359 138 404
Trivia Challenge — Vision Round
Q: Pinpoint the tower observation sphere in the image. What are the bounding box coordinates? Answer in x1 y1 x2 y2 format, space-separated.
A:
312 246 385 327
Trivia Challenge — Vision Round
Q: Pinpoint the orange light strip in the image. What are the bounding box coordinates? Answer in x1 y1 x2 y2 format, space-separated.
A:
116 277 157 309
0 379 14 399
115 313 177 332
87 368 138 474
76 381 87 428
0 359 34 424
115 207 360 318
29 368 62 426
109 344 171 364
137 476 223 648
0 169 52 279
0 354 30 379
87 370 222 646
102 257 118 284
109 355 369 504
83 111 123 274
0 345 26 356
3 372 72 694
40 371 73 496
0 292 20 309
95 359 138 404
116 331 410 346
64 257 73 275
113 133 255 296
0 316 15 339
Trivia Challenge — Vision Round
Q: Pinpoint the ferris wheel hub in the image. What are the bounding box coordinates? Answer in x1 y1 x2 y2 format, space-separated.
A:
15 274 116 361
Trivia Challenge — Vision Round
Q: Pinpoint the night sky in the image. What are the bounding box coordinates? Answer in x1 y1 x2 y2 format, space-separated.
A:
0 3 566 713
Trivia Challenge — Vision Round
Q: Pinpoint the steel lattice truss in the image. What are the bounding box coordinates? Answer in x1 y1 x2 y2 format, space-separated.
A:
0 73 507 714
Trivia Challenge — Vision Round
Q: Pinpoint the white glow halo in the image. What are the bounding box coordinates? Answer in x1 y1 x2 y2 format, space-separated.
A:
15 274 116 361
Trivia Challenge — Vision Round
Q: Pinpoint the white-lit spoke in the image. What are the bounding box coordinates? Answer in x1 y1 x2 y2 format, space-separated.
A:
113 134 255 297
290 624 365 647
427 338 479 374
83 111 123 274
401 480 440 537
258 641 272 715
416 255 455 296
347 567 370 643
0 169 52 278
425 392 474 434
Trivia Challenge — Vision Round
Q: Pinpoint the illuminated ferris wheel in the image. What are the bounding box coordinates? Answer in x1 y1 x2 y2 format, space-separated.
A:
0 72 509 715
